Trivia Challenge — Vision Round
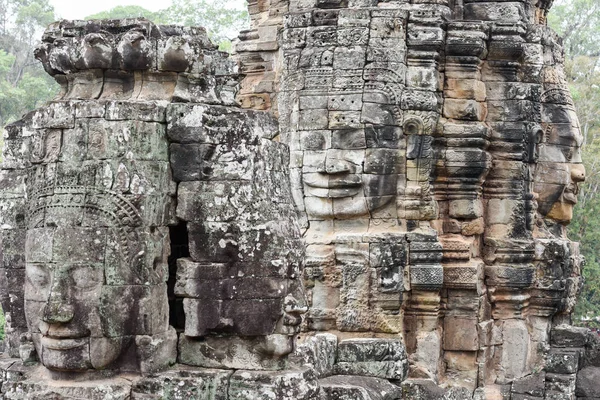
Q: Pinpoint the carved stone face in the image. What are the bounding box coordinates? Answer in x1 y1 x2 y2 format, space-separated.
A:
18 101 172 372
534 89 586 224
298 98 403 220
24 227 132 371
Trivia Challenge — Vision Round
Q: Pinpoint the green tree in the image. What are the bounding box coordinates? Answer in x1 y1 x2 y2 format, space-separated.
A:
547 0 600 58
0 0 58 128
549 0 600 327
85 5 157 21
155 0 249 49
85 1 250 51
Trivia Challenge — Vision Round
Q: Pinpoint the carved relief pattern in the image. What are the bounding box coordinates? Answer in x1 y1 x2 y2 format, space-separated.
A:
0 0 592 398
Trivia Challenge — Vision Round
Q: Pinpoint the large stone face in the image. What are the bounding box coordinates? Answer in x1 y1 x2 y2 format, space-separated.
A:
235 0 588 396
0 1 593 399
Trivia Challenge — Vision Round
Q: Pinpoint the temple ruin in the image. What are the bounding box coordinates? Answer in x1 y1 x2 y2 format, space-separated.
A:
0 0 599 399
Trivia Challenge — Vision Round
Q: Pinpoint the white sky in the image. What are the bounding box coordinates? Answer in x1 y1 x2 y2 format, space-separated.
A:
49 0 247 21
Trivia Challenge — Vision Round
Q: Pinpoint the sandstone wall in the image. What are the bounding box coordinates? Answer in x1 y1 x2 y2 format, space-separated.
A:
0 0 594 398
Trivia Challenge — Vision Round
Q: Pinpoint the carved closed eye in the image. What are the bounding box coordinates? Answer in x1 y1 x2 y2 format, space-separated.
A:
561 147 574 162
302 132 326 150
26 264 50 289
70 266 103 290
338 130 366 149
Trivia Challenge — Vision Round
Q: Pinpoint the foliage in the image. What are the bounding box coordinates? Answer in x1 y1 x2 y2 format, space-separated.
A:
568 140 600 327
549 0 600 327
0 0 59 128
547 0 600 58
0 305 4 340
85 1 249 51
85 5 157 21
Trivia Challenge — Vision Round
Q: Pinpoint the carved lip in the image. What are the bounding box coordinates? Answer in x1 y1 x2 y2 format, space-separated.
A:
303 174 361 189
562 191 578 204
304 174 362 198
41 336 88 351
563 184 579 204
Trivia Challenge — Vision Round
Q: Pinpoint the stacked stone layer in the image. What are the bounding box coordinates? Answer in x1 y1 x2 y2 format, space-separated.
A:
0 0 593 398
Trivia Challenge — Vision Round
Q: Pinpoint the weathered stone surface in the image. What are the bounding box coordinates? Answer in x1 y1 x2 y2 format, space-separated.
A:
228 368 319 400
576 367 600 398
511 372 545 397
319 375 403 400
334 339 408 380
551 325 589 348
289 333 338 377
178 334 292 370
545 350 580 374
0 0 593 397
132 367 232 399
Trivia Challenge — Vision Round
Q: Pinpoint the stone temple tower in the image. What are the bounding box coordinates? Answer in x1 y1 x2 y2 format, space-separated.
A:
0 1 598 399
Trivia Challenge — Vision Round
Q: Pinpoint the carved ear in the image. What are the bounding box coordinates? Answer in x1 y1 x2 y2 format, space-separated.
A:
403 117 423 136
526 124 544 163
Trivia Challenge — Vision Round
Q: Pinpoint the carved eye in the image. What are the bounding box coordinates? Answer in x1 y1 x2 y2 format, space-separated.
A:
334 129 366 149
26 264 50 289
561 147 574 162
70 266 103 290
302 131 326 150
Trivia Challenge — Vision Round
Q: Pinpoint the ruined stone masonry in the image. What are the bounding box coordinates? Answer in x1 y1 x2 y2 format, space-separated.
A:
0 0 597 399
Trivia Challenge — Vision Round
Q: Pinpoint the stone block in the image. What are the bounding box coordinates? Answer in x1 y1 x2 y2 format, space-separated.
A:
332 46 366 70
289 333 338 377
105 101 166 122
135 327 177 374
443 99 487 121
551 324 589 348
169 143 215 182
178 334 293 370
463 2 526 22
319 375 403 400
31 101 75 129
444 79 486 101
400 379 446 400
444 316 479 351
499 319 531 381
299 109 329 130
334 338 408 380
577 367 600 398
511 372 545 397
228 368 319 400
338 28 369 47
410 264 444 290
545 350 579 374
132 368 232 400
545 373 576 395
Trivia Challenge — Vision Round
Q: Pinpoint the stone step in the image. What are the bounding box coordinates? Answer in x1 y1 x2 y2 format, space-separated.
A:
319 375 402 400
335 338 409 381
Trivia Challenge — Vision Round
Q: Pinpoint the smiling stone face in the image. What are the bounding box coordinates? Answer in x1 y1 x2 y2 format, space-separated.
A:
24 226 148 371
534 84 586 224
14 97 176 373
299 114 403 220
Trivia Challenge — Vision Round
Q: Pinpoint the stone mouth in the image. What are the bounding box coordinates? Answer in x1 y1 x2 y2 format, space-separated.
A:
304 174 362 189
41 337 88 351
563 184 579 204
304 175 362 198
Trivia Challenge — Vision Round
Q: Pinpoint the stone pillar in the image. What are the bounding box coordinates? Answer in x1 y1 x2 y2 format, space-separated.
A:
436 21 491 389
236 0 288 111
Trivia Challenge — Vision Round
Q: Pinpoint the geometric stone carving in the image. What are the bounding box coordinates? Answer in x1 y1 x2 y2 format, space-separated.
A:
0 0 592 396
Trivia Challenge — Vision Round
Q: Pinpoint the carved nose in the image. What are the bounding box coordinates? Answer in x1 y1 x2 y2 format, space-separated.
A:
325 159 351 174
571 164 585 183
42 301 74 324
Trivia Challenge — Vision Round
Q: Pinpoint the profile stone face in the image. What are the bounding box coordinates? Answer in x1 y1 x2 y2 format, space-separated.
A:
0 1 596 399
534 75 585 224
